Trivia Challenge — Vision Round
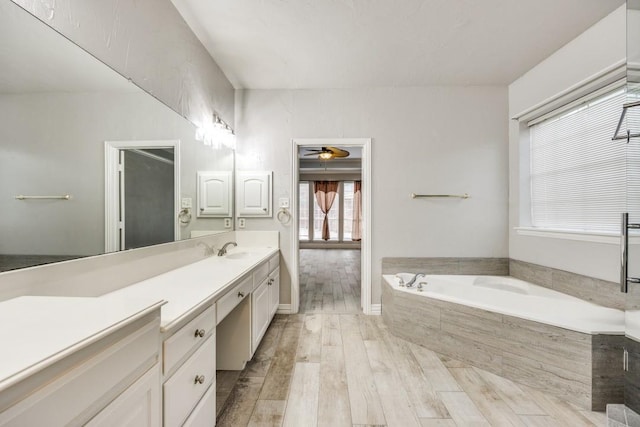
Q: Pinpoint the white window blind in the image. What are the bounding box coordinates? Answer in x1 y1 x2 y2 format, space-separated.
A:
529 87 634 233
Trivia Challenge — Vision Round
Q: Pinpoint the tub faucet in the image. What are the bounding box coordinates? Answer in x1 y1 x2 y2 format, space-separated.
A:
406 273 425 288
395 274 405 287
218 241 238 256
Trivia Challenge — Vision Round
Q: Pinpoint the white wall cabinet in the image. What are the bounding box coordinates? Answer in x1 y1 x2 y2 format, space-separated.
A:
236 171 272 217
197 171 232 217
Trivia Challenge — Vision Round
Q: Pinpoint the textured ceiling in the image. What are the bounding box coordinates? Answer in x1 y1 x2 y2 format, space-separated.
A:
171 0 624 89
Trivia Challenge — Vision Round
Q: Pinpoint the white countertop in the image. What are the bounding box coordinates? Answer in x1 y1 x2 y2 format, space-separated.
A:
0 296 164 393
0 244 278 392
102 246 278 331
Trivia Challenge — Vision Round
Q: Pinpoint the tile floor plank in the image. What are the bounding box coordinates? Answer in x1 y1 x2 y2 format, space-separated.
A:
365 339 422 427
473 368 546 416
258 315 303 400
340 315 387 425
247 400 286 427
318 345 352 427
438 391 491 426
448 367 526 426
282 362 320 427
419 419 458 427
409 341 462 392
321 313 343 346
296 313 323 363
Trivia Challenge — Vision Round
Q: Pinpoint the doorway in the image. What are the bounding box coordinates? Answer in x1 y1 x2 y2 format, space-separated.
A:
104 140 181 252
290 138 372 314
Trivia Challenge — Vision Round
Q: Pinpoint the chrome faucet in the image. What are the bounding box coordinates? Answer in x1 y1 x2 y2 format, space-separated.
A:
218 241 238 256
197 241 216 257
406 273 425 288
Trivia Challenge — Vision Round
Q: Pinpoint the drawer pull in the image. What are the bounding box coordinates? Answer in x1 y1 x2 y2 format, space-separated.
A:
194 375 206 384
194 329 206 338
238 291 245 298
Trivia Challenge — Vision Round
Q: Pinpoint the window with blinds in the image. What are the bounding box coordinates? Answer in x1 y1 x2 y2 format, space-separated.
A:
529 87 634 233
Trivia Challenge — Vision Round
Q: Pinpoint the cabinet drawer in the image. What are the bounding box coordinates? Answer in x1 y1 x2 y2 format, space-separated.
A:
252 262 270 289
163 304 216 375
163 335 215 427
0 317 159 427
217 275 252 324
268 253 279 272
182 383 215 427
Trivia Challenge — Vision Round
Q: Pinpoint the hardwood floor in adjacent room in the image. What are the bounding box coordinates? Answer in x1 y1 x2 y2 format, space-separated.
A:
216 313 607 426
298 249 361 314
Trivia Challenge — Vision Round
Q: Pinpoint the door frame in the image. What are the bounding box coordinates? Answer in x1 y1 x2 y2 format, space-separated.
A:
290 138 373 314
104 140 181 252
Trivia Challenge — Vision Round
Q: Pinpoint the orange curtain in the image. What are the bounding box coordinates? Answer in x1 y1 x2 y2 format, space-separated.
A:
352 181 362 241
314 181 339 241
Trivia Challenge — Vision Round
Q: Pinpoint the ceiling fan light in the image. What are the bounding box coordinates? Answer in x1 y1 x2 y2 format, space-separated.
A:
319 151 333 160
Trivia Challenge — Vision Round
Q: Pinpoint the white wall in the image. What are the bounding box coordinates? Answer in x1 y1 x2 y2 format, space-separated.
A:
10 0 234 127
0 91 232 256
235 87 509 305
508 6 628 282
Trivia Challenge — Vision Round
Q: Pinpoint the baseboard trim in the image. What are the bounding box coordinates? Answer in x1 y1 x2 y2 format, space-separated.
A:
370 304 381 315
276 304 292 314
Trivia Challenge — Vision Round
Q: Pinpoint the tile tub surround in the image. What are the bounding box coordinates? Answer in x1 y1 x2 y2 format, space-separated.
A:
382 257 509 276
510 259 624 310
627 337 640 415
381 279 624 410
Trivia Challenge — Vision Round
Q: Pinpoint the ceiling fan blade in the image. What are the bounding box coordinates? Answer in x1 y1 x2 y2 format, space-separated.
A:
327 147 350 157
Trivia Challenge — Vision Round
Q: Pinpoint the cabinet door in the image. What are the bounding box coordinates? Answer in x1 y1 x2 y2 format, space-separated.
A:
86 366 161 427
269 268 280 318
236 171 272 217
197 171 232 217
251 279 270 354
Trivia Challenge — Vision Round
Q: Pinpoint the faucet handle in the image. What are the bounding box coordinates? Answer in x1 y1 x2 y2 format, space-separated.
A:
395 275 405 287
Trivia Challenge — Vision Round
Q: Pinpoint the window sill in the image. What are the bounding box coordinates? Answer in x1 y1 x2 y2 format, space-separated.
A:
514 227 640 245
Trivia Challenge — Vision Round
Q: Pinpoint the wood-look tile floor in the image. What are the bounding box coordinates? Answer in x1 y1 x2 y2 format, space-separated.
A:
216 313 608 426
299 249 361 314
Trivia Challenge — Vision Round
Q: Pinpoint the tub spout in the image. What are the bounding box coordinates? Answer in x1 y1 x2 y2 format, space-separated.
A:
406 273 425 287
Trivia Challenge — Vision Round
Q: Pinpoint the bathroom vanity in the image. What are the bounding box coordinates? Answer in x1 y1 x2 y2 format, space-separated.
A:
0 233 280 426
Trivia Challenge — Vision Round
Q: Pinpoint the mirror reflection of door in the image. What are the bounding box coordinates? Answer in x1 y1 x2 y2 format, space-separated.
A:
120 149 175 250
104 140 180 253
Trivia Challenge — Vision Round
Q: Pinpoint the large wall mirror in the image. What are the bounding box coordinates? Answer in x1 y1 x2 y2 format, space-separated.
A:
0 0 234 272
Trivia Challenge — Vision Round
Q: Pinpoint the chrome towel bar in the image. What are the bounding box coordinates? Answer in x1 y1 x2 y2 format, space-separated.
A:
621 212 640 293
15 194 71 200
411 193 470 199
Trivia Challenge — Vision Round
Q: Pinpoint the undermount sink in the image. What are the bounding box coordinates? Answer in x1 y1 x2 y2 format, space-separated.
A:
225 252 250 260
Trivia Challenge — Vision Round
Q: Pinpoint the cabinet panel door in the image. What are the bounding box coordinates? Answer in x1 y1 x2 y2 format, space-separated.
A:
269 268 280 318
237 171 272 217
86 366 160 427
197 171 232 217
251 279 270 354
182 383 215 427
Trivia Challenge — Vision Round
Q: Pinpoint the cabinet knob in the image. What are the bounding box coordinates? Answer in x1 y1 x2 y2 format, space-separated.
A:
263 208 267 211
194 375 205 384
268 279 273 286
194 329 205 338
238 291 245 298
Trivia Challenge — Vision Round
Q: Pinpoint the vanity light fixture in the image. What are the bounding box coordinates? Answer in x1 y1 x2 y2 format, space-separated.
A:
195 113 236 150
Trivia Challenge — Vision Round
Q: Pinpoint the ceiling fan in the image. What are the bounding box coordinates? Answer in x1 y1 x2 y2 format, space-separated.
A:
304 146 350 160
